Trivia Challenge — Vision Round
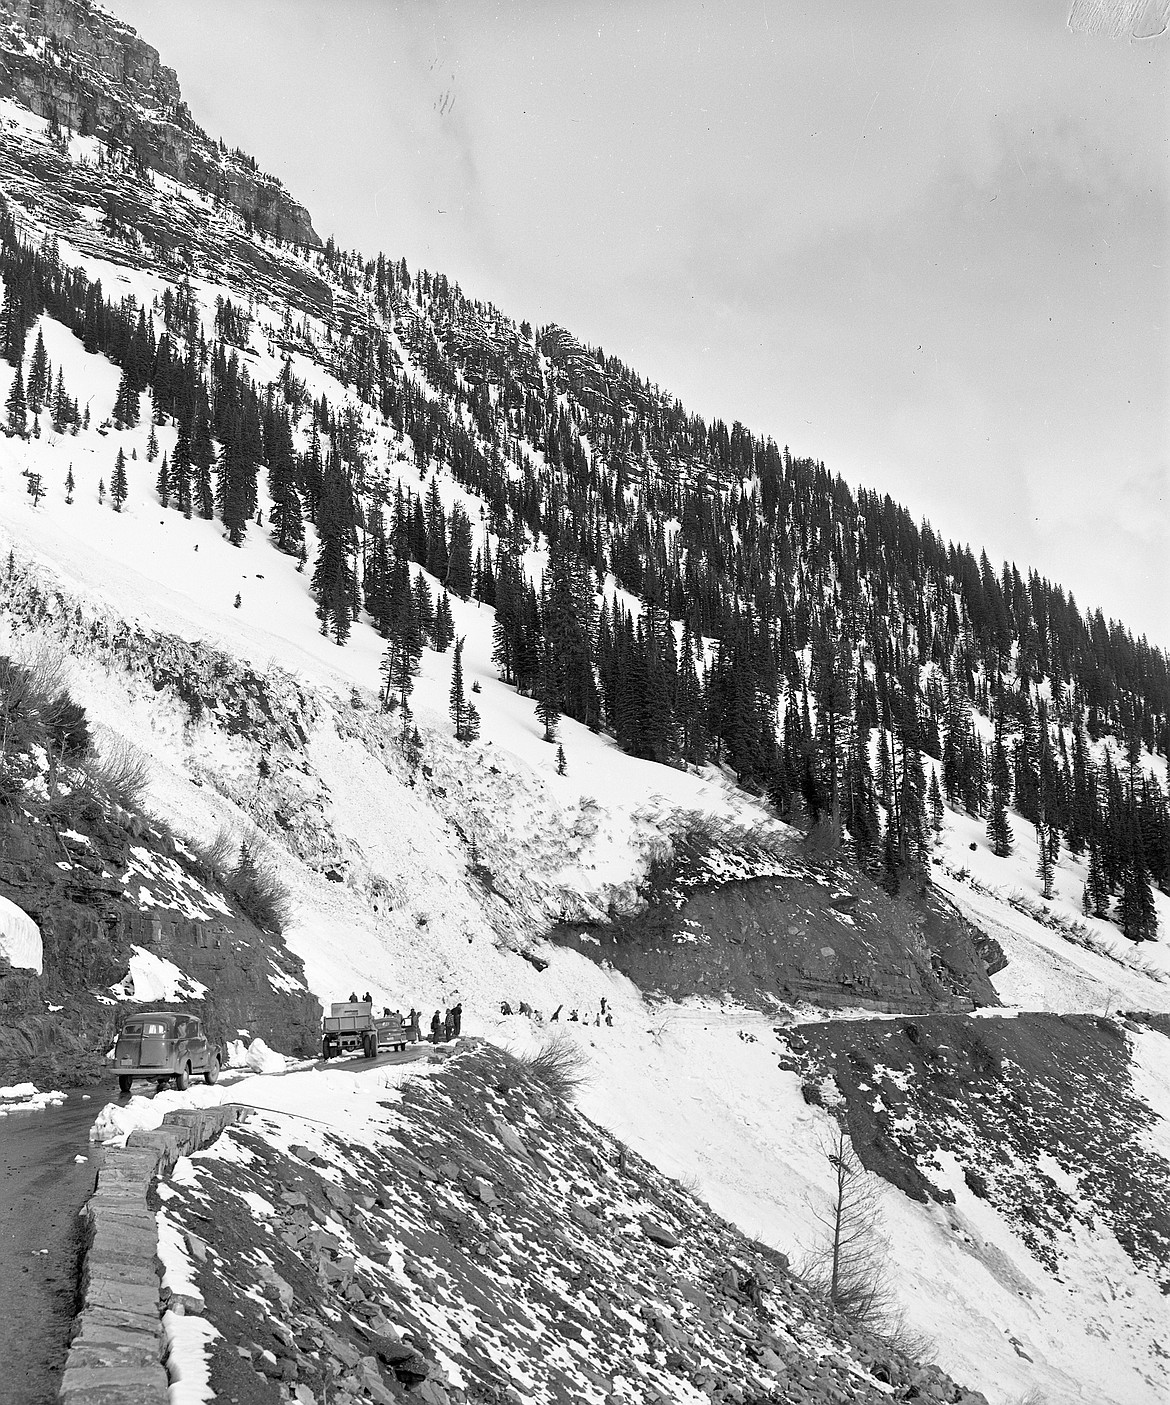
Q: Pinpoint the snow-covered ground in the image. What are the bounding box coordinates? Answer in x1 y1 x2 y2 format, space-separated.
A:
0 1082 66 1115
0 892 42 973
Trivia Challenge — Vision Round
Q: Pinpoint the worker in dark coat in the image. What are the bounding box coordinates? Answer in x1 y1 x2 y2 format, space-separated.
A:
452 1003 463 1036
443 1009 454 1042
430 1010 441 1042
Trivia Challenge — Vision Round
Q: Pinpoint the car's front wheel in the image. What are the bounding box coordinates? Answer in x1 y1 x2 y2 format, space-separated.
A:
204 1056 220 1085
119 1076 133 1096
175 1063 191 1091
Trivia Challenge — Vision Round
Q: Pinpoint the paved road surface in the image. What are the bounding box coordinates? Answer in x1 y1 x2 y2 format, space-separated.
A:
0 1094 101 1405
319 1042 439 1073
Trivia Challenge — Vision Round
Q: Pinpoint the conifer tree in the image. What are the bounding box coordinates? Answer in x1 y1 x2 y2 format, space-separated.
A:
492 525 527 687
463 701 481 742
1036 816 1055 899
449 637 467 739
813 628 852 828
1086 837 1109 917
1117 803 1158 942
146 422 159 462
191 411 215 520
172 417 193 518
155 452 170 507
535 636 560 742
51 368 67 431
424 476 448 580
113 362 139 429
411 574 435 647
110 448 128 512
928 768 945 837
5 362 27 435
313 458 357 644
447 503 474 599
986 784 1013 857
26 327 47 413
433 592 455 653
64 464 74 504
556 744 567 775
675 623 707 765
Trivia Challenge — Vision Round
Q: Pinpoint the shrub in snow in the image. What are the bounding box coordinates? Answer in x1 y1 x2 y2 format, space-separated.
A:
506 1034 589 1103
80 729 150 811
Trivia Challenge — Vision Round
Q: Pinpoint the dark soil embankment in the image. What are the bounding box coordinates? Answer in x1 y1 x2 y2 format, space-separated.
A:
785 1012 1170 1280
551 864 1003 1015
0 1094 99 1405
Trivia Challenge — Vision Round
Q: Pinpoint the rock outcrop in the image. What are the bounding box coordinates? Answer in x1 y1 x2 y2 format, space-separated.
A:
0 0 319 246
0 792 322 1085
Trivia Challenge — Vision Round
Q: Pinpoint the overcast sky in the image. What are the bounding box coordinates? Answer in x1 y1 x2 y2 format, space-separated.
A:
108 1 1169 644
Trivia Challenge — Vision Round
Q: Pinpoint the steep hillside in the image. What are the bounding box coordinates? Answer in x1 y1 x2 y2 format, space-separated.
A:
0 592 320 1084
0 5 1169 1404
140 1044 991 1405
0 0 1166 967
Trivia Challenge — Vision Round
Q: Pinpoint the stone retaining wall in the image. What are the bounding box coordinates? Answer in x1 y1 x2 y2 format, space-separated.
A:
59 1104 251 1405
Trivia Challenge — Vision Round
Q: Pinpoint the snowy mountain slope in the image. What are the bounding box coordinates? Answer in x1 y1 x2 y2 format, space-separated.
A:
7 377 1170 1400
0 8 1168 1404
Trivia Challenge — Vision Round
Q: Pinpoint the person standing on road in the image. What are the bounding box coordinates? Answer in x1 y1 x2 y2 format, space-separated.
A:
452 1002 463 1036
430 1010 441 1043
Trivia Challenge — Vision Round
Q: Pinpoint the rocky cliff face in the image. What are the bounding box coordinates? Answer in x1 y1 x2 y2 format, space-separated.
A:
0 0 319 246
0 793 322 1086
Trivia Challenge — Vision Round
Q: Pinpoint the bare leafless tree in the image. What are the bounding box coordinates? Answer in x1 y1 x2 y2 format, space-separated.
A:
805 1122 895 1329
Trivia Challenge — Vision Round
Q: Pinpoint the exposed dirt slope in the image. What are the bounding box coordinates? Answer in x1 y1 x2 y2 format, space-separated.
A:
553 860 1003 1015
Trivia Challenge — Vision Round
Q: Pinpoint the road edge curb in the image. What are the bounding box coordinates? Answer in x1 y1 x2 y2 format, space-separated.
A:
58 1103 252 1405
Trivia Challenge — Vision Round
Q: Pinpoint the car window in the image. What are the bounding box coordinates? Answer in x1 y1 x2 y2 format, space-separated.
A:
122 1023 143 1036
144 1022 167 1036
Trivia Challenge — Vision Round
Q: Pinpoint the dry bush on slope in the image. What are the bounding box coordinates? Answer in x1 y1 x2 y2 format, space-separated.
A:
181 821 294 934
500 1034 590 1103
83 730 150 811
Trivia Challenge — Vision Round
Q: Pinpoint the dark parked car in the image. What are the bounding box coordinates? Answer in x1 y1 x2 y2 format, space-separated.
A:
112 1011 223 1095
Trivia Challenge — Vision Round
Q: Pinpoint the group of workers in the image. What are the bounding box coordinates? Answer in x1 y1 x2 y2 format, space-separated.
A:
347 993 464 1044
499 995 614 1027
